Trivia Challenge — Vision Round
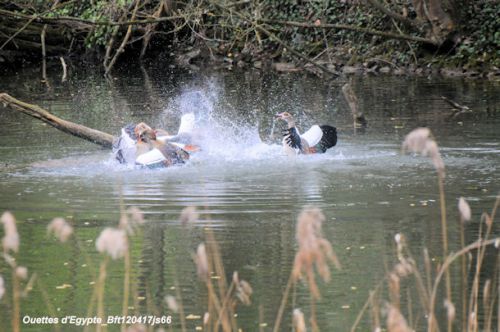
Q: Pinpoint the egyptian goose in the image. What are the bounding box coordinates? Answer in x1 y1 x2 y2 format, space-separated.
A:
156 113 200 152
135 128 189 167
113 113 197 167
275 112 337 156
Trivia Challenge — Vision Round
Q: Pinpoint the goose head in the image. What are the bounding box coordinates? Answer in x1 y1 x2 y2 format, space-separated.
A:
134 122 153 141
139 128 157 144
275 112 296 127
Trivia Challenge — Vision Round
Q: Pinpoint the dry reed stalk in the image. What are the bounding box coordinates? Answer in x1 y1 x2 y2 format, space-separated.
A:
272 272 295 332
293 308 307 332
485 255 500 331
215 274 236 330
288 207 340 332
402 128 450 332
309 286 319 332
406 288 413 327
118 206 144 332
1 212 20 332
490 255 500 332
96 257 109 332
350 280 384 332
387 304 411 332
36 278 61 332
423 249 433 299
193 241 228 332
482 279 491 328
428 237 499 332
444 299 456 327
259 304 265 332
171 270 187 332
393 234 430 317
205 229 236 332
292 208 341 295
468 212 494 332
215 271 252 332
122 247 131 332
11 267 20 332
458 197 471 331
437 171 452 332
388 273 401 309
0 274 4 300
370 289 381 331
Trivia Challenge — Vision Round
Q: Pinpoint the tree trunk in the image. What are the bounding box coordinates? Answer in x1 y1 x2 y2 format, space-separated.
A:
411 0 461 44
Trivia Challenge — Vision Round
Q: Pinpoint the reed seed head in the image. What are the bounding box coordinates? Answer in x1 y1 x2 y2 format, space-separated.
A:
194 243 209 282
0 275 4 300
292 309 307 332
483 279 491 308
444 299 456 323
165 295 179 313
484 213 493 228
292 206 340 300
203 312 210 326
402 128 445 176
386 304 411 332
47 218 73 243
120 207 145 235
394 262 413 277
402 128 430 153
236 279 253 306
179 206 199 225
458 197 471 222
127 207 145 225
15 266 28 280
1 211 19 253
95 227 128 260
232 271 240 284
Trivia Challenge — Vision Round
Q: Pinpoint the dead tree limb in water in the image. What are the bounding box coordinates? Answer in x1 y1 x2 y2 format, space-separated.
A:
342 83 367 132
0 93 115 148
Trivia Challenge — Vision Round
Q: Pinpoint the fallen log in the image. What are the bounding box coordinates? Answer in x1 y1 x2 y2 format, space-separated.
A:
0 93 116 148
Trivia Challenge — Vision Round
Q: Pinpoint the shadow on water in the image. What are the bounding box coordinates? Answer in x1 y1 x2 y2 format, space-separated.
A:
0 61 499 330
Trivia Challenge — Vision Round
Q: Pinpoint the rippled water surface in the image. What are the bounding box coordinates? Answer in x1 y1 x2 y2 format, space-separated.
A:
0 62 499 331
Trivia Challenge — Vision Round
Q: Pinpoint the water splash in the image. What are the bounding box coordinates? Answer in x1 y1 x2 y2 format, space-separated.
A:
160 83 280 162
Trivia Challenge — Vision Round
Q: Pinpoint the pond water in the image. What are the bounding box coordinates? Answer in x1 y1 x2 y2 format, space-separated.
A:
0 61 499 331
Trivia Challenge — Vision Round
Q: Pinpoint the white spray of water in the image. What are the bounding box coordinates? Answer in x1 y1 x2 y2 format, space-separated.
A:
161 83 281 162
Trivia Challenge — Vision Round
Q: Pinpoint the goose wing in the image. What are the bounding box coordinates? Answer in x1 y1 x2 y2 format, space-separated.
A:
157 112 195 145
300 125 323 147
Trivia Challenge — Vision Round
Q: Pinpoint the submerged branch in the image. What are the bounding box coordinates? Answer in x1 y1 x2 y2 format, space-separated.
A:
0 93 115 148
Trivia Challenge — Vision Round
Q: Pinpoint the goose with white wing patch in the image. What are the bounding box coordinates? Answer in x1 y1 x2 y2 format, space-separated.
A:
275 112 337 156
